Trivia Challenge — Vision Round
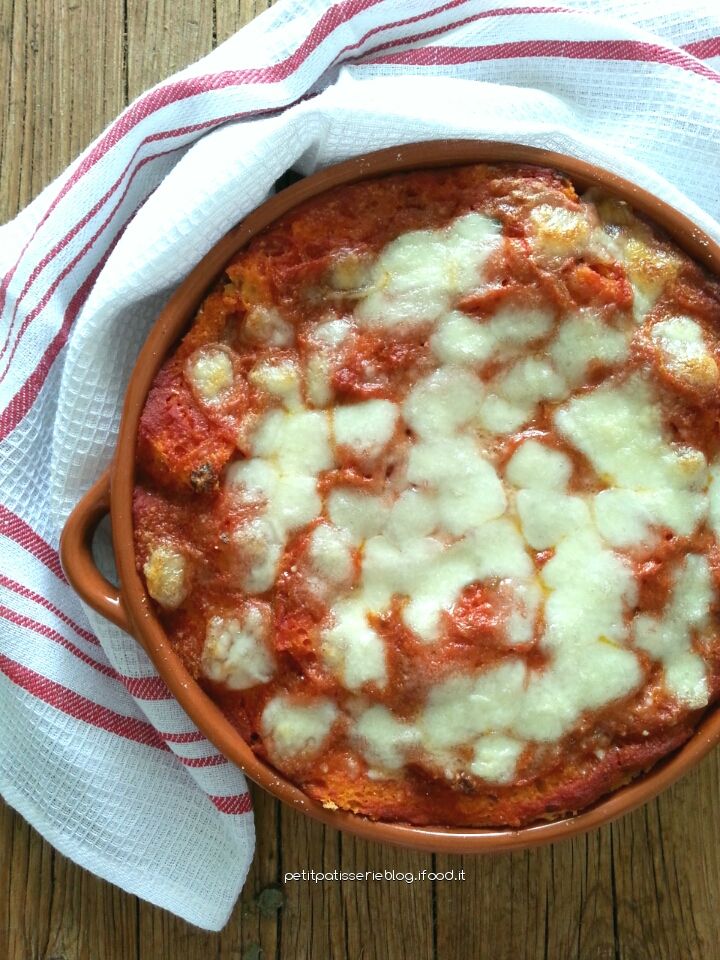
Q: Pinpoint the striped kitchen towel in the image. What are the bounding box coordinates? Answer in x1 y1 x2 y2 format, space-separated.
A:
1 0 719 931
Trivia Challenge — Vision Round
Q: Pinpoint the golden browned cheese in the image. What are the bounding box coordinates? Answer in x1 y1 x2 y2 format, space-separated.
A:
134 164 720 827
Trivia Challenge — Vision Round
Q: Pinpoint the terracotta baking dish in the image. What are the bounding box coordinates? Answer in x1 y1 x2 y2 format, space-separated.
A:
60 140 720 852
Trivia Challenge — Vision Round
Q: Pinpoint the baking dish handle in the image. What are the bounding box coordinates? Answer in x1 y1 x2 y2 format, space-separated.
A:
60 470 131 633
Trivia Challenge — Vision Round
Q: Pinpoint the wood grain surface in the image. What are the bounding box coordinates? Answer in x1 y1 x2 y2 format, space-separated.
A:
1 2 720 958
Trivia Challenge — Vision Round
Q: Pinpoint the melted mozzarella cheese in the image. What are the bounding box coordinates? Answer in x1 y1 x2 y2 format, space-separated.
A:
555 376 708 540
244 304 294 345
550 309 630 385
262 696 338 759
430 305 553 366
232 517 283 594
651 316 719 391
506 580 542 645
143 544 189 610
407 435 506 535
587 192 683 322
333 399 399 459
226 407 332 593
309 523 354 585
321 599 389 689
356 213 501 331
623 238 683 323
470 734 525 783
529 204 591 259
249 358 302 409
480 358 566 433
252 408 332 475
634 554 712 707
312 318 352 346
353 705 420 770
516 490 591 549
202 605 274 689
516 528 642 741
327 489 389 543
305 318 353 408
216 203 716 782
421 661 527 753
385 490 438 543
505 440 572 490
185 346 234 403
403 367 483 438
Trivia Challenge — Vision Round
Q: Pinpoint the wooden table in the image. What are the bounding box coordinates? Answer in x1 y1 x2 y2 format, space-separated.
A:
2 2 720 957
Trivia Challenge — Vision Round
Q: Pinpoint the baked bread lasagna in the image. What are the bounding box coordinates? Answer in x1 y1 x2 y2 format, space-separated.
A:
133 163 720 827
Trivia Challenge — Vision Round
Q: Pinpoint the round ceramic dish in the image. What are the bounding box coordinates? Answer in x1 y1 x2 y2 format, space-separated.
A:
60 140 720 852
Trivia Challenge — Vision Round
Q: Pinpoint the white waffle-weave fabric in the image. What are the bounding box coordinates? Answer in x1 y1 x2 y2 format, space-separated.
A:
1 0 719 931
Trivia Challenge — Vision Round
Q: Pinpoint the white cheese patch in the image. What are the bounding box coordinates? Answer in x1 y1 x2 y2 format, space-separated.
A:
529 203 591 259
185 346 234 403
480 358 566 433
708 460 720 537
232 517 283 594
202 605 274 689
353 705 420 770
593 487 707 548
407 435 506 536
550 309 630 385
252 408 332 475
328 516 532 655
352 664 528 781
327 490 389 543
143 544 189 610
651 315 719 391
468 519 534 581
505 440 572 490
421 661 528 753
385 490 438 543
356 212 502 331
333 399 399 459
506 580 542 646
312 318 353 346
226 458 277 505
430 305 553 367
470 734 525 783
305 354 333 408
245 304 294 345
305 318 353 408
634 554 711 708
268 473 323 532
309 523 354 585
555 375 708 540
321 600 389 689
516 490 591 550
262 696 338 760
514 528 642 741
225 407 332 593
592 488 657 549
403 367 483 439
360 533 445 642
540 528 638 649
249 358 302 409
